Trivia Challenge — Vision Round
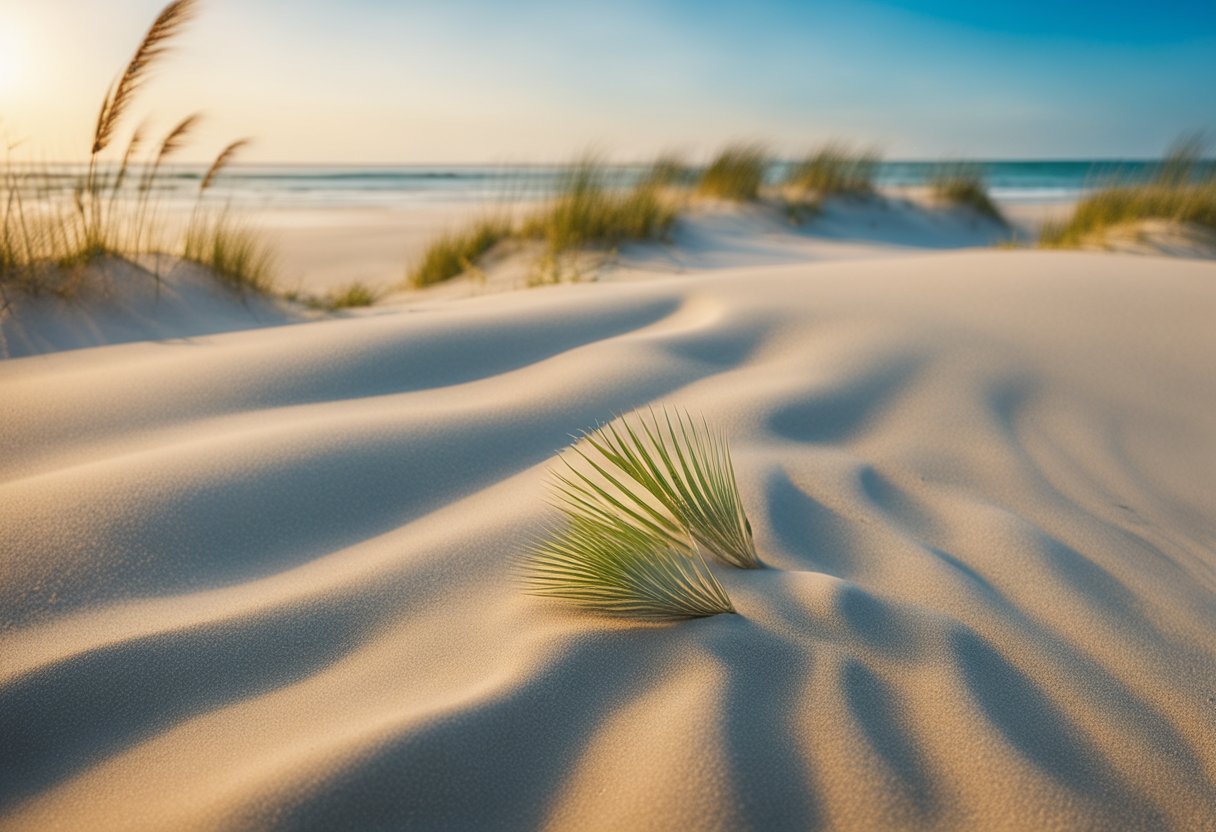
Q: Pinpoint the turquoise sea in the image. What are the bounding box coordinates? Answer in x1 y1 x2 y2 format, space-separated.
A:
11 160 1213 209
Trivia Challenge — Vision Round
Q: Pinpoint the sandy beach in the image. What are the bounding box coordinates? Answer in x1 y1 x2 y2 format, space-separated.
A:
225 192 1077 297
3 194 1215 829
4 0 1216 827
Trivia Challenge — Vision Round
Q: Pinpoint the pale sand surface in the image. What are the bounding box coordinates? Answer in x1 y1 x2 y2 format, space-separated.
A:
239 191 1039 296
246 203 521 295
0 258 302 358
2 203 1216 830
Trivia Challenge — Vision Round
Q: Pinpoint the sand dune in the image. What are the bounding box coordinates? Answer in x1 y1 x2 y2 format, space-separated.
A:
2 246 1215 830
0 258 299 360
237 194 1019 298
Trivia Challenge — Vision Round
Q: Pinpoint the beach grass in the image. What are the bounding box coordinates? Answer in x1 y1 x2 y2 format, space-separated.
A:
1040 139 1216 247
697 143 768 201
930 163 1004 222
182 211 275 293
1 162 78 289
324 281 380 309
1 0 273 300
408 217 512 288
522 160 676 252
79 0 200 263
643 152 695 188
786 143 879 197
284 280 381 310
411 157 677 288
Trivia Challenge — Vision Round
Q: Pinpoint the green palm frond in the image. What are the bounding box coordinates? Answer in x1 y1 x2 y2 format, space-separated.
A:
560 408 761 569
523 511 735 620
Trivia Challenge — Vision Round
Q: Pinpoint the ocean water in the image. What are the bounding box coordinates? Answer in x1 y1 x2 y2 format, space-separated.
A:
6 160 1205 210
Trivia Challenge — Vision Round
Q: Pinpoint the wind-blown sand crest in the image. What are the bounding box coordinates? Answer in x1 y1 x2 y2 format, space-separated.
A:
2 249 1215 830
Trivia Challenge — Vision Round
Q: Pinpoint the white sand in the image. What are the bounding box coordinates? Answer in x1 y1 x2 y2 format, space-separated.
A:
0 258 300 359
2 202 1215 830
246 203 519 295
243 192 1021 297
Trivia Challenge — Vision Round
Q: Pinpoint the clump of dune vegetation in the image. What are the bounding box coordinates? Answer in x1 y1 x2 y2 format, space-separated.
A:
697 143 769 201
1040 138 1216 249
521 158 677 254
786 143 879 197
408 217 512 288
179 138 277 293
0 0 272 300
74 0 200 263
524 408 756 619
643 152 695 188
182 212 275 294
283 281 380 311
324 281 380 309
930 163 1004 223
1 158 78 294
410 156 678 289
2 0 199 287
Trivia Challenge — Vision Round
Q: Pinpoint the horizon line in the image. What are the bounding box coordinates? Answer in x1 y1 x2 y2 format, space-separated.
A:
9 156 1207 168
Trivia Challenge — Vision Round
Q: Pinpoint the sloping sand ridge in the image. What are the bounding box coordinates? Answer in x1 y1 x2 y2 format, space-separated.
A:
2 249 1215 830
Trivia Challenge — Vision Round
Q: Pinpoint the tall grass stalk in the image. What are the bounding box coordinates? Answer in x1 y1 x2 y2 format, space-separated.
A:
2 159 82 289
181 140 272 291
2 0 272 300
131 113 202 256
85 0 199 256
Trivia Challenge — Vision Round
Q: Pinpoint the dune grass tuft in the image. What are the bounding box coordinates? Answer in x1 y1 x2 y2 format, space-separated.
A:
324 281 380 309
697 144 768 202
786 143 879 197
408 217 512 288
2 159 79 290
1039 184 1216 247
930 164 1004 222
3 0 204 284
1040 138 1216 248
643 152 695 188
411 158 678 289
2 0 271 301
284 280 381 310
556 408 761 570
182 211 275 293
521 157 677 254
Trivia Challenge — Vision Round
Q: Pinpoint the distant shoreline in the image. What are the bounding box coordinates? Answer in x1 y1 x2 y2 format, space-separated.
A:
1 160 1178 210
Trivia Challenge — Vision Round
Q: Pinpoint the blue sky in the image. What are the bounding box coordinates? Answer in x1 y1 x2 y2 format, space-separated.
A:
2 0 1214 162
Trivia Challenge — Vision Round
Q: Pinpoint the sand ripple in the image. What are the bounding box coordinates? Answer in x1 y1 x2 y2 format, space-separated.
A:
2 251 1215 830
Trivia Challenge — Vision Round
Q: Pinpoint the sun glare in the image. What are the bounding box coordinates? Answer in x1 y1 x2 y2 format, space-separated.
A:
0 21 28 97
